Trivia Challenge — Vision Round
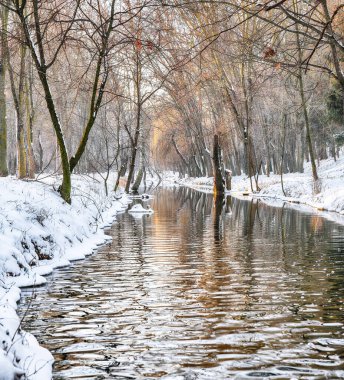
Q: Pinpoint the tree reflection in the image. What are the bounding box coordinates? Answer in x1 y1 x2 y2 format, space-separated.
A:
213 194 225 243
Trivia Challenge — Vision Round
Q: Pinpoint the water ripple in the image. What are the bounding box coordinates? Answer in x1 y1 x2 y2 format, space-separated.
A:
19 188 344 379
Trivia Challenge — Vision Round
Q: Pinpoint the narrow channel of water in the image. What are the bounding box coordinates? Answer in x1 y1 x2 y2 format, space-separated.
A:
19 188 344 379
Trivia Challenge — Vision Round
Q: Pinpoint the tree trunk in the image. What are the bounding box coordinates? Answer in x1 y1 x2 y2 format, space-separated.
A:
132 166 144 193
280 114 287 196
213 134 225 196
298 71 319 183
0 3 8 176
172 135 190 176
37 130 43 172
15 4 72 202
125 106 141 193
125 48 142 193
294 0 319 189
8 35 27 178
39 71 71 203
25 60 35 178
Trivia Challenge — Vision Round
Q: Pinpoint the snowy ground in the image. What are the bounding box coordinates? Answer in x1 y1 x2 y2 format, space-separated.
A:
163 153 344 224
0 175 130 380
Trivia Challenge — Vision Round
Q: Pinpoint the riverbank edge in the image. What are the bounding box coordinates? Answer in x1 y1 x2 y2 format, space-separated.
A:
0 176 130 380
178 181 344 226
161 154 344 225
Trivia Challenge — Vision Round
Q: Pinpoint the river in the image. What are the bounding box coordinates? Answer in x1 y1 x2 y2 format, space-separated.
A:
19 187 344 379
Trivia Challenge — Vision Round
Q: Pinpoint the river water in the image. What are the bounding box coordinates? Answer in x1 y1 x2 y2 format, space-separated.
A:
19 188 344 379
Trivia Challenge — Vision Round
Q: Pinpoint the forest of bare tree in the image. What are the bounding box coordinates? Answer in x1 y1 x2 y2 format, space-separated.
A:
0 0 342 201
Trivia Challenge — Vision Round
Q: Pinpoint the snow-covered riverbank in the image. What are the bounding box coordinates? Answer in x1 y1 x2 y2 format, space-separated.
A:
164 154 344 222
0 176 130 379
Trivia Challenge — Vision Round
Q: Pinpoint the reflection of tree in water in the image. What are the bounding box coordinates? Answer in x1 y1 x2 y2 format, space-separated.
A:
127 190 344 332
225 195 232 215
238 199 344 327
118 189 344 354
213 194 225 243
110 207 149 304
172 187 213 261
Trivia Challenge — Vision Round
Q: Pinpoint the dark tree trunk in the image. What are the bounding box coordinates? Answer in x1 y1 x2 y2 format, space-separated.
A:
213 134 225 196
132 166 144 193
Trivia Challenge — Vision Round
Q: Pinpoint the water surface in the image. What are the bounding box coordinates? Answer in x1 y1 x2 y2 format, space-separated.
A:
19 188 344 379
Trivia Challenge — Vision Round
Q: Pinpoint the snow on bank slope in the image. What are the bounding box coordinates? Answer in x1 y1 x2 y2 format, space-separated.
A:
173 153 344 216
0 175 129 379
